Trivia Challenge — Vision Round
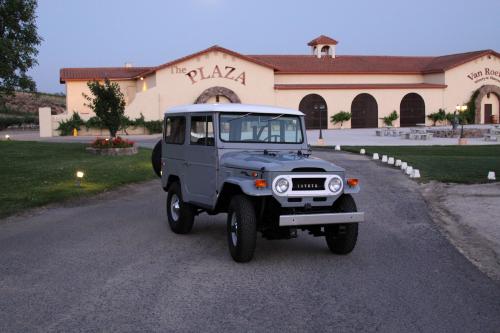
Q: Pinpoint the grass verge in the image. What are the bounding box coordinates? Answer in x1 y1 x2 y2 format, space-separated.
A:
339 145 500 184
0 141 156 219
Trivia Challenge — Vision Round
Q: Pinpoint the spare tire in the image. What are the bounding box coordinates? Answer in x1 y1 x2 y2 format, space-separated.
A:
151 140 162 178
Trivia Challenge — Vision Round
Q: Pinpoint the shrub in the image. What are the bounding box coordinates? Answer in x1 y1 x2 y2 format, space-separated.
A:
90 136 134 148
330 111 351 128
85 116 105 129
427 108 447 126
382 110 398 127
445 112 456 125
144 120 162 134
57 113 85 136
0 115 38 130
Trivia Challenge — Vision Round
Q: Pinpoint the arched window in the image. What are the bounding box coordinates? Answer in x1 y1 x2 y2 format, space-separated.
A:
351 93 378 128
400 93 425 127
299 94 328 130
321 46 330 57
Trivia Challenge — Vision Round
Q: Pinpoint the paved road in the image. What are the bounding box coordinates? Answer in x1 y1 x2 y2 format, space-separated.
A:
1 151 499 332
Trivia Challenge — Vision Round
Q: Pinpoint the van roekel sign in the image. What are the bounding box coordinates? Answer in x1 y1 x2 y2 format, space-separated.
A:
467 68 500 84
58 35 500 134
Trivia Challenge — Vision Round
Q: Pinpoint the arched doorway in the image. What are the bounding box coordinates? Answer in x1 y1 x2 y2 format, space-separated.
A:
400 93 425 127
195 86 241 104
299 94 328 129
474 85 500 124
351 93 378 128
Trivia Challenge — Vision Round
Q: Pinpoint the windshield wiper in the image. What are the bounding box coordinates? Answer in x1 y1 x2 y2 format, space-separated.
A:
228 112 252 122
265 114 285 121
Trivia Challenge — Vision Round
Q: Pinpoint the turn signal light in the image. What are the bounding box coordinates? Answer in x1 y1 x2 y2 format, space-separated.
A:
254 179 267 188
347 178 359 187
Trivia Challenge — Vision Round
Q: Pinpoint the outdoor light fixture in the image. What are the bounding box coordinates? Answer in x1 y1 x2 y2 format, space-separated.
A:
140 77 144 81
4 134 10 140
76 171 84 187
455 104 468 142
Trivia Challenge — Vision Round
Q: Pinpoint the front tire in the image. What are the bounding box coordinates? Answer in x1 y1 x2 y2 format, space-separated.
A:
325 194 359 254
166 182 195 234
227 195 257 262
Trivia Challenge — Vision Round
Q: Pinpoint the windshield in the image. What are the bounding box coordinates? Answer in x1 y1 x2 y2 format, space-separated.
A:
219 113 303 144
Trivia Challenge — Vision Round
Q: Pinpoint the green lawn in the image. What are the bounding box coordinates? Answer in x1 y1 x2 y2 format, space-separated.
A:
340 145 500 184
0 141 156 219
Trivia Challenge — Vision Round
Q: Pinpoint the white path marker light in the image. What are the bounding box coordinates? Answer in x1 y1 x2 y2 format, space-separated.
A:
373 153 379 160
395 159 402 167
388 157 395 165
406 166 413 175
487 171 496 180
76 171 84 187
401 162 408 170
4 134 10 140
360 148 366 155
381 155 388 163
335 145 341 151
412 169 421 178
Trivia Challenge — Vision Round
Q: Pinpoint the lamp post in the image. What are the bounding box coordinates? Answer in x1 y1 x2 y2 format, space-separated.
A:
315 103 326 145
456 104 468 145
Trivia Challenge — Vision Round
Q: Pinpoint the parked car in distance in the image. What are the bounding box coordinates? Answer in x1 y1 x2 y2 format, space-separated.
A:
152 104 364 262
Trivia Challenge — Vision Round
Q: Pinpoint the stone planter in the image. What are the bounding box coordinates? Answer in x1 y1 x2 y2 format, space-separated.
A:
86 145 138 156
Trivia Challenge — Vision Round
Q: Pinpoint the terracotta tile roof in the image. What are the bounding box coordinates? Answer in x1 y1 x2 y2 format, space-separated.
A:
308 35 338 46
421 50 500 73
250 49 499 74
60 48 499 83
139 45 276 77
59 67 152 83
275 83 447 90
249 54 433 74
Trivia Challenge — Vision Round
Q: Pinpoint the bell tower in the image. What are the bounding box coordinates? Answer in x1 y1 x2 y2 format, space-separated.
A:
308 35 338 58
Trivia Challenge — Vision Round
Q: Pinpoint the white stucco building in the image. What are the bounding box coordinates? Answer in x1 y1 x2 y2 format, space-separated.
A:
60 35 500 130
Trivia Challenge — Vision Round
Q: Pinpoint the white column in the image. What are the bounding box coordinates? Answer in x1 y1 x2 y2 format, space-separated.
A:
38 107 52 137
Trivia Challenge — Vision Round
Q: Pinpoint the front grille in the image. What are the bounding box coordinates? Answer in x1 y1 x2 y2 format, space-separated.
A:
292 178 325 191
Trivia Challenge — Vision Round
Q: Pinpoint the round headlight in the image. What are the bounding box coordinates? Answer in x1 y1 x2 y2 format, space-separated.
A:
275 177 290 193
328 177 343 194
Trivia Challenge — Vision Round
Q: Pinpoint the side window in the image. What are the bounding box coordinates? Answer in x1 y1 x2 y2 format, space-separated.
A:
190 115 214 146
164 116 185 144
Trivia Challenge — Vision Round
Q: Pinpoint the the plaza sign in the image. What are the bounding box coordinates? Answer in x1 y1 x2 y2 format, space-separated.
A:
467 67 500 84
184 65 247 85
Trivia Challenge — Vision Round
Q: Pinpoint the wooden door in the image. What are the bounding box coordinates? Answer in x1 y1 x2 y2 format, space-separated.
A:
484 104 492 124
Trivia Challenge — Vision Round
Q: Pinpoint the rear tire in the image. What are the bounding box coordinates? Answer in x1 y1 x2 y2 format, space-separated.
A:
166 182 195 234
152 140 162 178
325 194 359 254
227 195 257 262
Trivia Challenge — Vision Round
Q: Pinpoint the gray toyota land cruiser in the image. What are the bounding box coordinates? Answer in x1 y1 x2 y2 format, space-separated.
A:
152 103 364 262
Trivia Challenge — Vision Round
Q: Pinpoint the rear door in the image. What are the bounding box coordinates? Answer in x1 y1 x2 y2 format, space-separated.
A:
184 114 217 207
162 115 186 188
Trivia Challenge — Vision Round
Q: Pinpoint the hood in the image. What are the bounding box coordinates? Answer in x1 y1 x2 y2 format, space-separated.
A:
220 151 344 172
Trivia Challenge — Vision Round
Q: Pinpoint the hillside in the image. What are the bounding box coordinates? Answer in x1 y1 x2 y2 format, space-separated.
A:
1 91 66 115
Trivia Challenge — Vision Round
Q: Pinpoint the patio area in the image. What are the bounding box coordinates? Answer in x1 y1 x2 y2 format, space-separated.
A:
307 125 500 146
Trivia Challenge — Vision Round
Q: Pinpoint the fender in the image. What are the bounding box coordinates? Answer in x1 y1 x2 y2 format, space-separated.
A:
222 177 273 196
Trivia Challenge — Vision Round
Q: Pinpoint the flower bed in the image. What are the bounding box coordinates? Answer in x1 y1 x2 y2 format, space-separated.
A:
86 136 138 156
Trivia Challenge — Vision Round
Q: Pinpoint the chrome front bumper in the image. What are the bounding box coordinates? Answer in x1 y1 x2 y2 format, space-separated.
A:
279 212 365 227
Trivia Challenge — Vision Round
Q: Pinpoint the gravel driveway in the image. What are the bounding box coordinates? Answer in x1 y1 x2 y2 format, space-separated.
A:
1 151 499 332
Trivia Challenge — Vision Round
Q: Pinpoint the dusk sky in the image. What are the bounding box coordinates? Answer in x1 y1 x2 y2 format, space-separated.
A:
31 0 500 93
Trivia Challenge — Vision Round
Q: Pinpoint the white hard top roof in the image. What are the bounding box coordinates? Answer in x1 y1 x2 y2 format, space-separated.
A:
165 103 304 116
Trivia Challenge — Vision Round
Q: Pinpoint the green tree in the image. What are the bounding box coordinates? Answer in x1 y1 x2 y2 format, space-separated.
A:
382 110 398 127
0 0 42 102
83 79 126 138
330 111 351 128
